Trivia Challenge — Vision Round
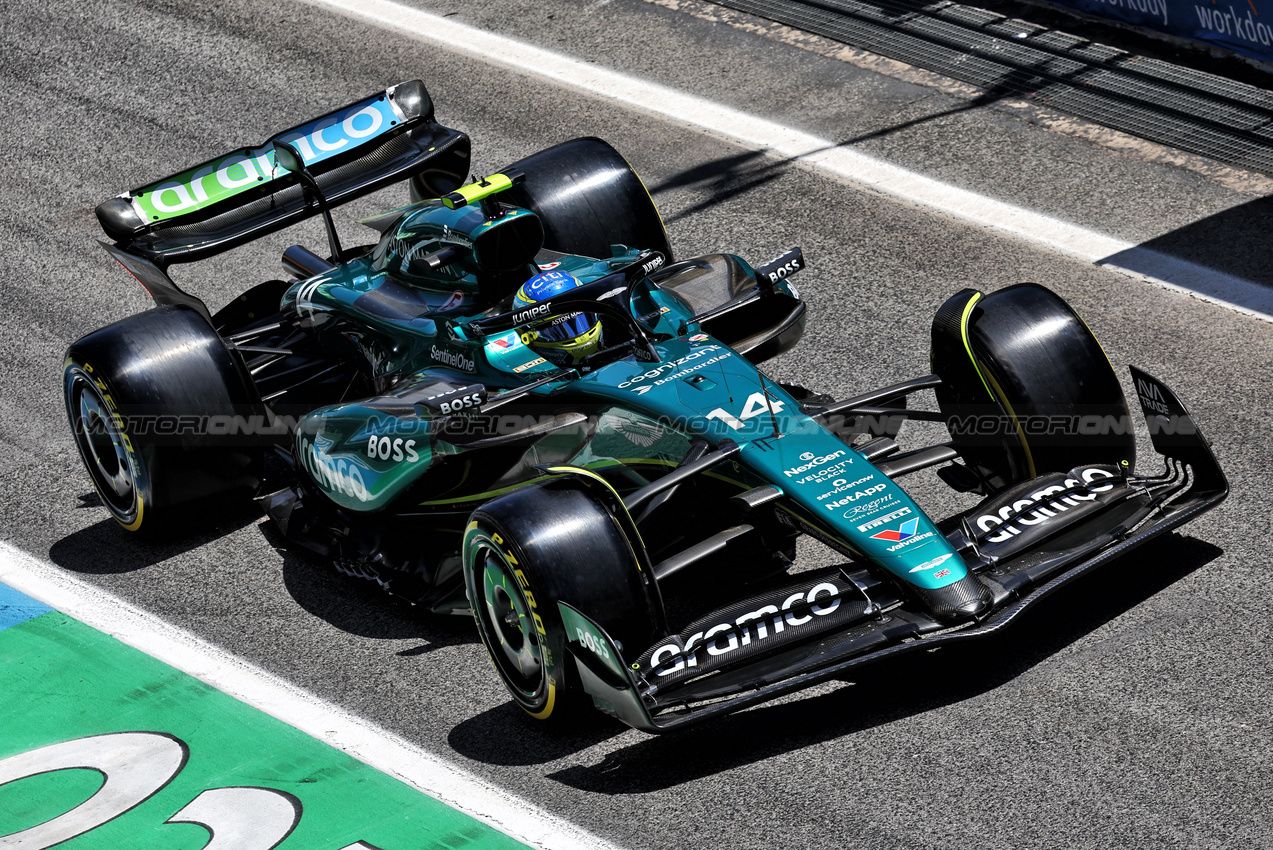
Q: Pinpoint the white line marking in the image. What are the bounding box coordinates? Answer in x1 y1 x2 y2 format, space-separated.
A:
301 0 1273 322
0 541 623 850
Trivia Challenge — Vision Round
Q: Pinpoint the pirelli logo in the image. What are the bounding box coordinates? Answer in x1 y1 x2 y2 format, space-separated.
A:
857 507 912 533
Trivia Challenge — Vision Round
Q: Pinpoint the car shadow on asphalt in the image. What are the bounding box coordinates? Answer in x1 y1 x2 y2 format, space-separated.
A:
269 527 479 652
48 501 263 574
450 533 1222 789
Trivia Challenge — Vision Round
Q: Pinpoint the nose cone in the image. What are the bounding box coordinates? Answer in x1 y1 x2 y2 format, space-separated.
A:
914 573 994 623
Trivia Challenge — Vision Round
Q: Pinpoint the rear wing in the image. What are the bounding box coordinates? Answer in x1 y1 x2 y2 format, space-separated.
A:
95 80 470 266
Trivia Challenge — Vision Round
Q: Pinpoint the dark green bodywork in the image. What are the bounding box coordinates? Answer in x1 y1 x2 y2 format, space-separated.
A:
283 195 968 595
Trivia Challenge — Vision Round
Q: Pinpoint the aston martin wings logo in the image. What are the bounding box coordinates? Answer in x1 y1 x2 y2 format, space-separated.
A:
619 419 663 448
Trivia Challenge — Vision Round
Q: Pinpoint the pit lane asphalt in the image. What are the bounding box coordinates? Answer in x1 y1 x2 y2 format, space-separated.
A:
3 0 1272 847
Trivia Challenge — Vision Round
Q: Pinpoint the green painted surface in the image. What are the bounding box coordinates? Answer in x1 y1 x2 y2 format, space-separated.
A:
0 609 527 850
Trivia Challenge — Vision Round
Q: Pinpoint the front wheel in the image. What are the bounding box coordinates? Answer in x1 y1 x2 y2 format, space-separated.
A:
463 479 656 722
931 283 1136 493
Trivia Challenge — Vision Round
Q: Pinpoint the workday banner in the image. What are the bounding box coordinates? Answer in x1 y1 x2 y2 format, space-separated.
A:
1047 0 1273 63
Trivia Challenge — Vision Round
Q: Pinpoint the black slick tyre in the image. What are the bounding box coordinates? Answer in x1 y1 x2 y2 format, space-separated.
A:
931 283 1135 493
63 306 265 535
500 138 673 262
462 479 656 722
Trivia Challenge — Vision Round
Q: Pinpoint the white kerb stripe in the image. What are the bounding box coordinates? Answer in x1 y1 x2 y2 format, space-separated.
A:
0 541 624 850
300 0 1273 322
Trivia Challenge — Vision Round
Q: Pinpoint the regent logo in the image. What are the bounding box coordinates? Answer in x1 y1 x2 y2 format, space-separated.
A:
649 583 843 677
366 434 420 463
976 467 1117 545
430 345 475 373
783 450 846 478
512 303 551 324
841 496 897 520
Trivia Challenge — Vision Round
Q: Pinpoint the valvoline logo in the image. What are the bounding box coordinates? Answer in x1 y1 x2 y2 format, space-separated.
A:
870 517 919 542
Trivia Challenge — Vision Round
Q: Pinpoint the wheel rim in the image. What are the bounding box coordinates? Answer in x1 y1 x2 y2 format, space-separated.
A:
68 374 137 517
475 543 544 698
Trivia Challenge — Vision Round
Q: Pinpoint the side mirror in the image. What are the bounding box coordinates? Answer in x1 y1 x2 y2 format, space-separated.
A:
272 140 344 261
272 140 307 175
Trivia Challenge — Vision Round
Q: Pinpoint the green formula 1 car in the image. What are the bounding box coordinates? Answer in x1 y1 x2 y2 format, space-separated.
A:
65 81 1227 731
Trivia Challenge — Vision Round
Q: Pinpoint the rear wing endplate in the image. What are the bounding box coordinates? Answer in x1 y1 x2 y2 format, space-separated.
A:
95 80 470 266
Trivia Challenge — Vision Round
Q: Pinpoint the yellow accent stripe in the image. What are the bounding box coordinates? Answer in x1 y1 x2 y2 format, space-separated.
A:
525 680 556 719
442 173 516 209
415 458 678 507
959 291 1036 477
543 464 647 557
958 292 995 400
983 370 1037 478
120 495 144 532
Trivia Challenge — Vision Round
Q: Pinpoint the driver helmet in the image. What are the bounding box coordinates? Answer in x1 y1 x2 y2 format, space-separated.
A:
512 271 602 365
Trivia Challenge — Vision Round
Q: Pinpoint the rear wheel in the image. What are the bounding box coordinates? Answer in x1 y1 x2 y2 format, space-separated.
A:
500 138 672 262
931 283 1135 493
64 306 265 535
463 478 656 722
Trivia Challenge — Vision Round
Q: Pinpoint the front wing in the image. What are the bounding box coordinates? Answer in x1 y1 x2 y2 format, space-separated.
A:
559 367 1228 732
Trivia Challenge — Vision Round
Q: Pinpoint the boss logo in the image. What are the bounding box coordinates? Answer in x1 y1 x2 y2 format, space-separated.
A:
437 393 483 415
366 435 420 463
756 248 804 285
765 258 802 282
